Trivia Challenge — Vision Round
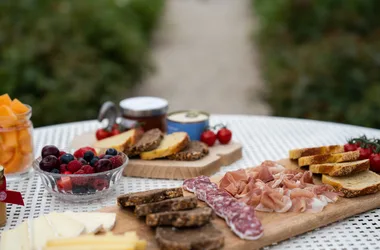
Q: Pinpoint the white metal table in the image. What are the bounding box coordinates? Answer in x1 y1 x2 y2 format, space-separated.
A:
3 115 380 250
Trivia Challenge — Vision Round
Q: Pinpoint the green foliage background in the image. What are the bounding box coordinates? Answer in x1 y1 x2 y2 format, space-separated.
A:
0 0 165 127
253 0 380 128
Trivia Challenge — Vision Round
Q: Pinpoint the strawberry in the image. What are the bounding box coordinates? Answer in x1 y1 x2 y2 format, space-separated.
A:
57 177 72 192
109 155 123 169
91 178 109 191
67 160 82 173
81 165 95 174
74 147 97 159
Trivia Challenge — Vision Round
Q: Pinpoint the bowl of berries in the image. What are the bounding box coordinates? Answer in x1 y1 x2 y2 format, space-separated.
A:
32 145 128 202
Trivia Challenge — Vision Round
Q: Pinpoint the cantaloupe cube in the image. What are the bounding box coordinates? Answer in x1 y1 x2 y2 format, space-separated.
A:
10 98 29 114
18 128 33 154
4 149 23 174
0 146 15 165
0 105 17 127
0 94 12 106
1 131 18 149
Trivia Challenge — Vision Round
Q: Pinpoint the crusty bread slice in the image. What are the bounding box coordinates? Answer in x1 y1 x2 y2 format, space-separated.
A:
322 171 380 198
289 145 344 159
93 128 142 152
298 151 360 167
309 159 369 177
140 132 190 160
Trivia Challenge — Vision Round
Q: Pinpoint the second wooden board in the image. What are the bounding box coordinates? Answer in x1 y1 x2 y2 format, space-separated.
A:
100 158 380 250
70 131 243 179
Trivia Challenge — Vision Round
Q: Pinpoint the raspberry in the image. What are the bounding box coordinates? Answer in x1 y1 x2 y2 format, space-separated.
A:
109 155 123 169
98 154 105 159
59 164 68 173
59 151 67 157
81 165 95 174
91 178 109 191
72 170 88 186
74 147 96 159
67 160 82 173
63 171 72 175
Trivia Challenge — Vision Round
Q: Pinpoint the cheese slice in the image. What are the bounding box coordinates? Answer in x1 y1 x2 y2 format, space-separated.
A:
63 211 116 232
30 216 57 250
63 211 103 234
44 212 84 238
43 246 135 250
0 221 31 250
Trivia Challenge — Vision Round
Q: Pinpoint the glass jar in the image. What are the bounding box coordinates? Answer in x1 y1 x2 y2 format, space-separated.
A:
119 97 168 132
0 105 33 180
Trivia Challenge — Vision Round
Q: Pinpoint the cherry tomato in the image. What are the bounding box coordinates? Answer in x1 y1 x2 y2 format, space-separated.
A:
201 130 217 147
217 127 232 144
110 128 120 136
370 153 380 173
96 128 111 140
358 147 372 160
344 143 358 152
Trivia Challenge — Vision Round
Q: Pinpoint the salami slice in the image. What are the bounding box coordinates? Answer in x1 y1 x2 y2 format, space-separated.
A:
223 201 246 221
205 190 231 208
183 175 211 192
228 206 263 240
213 197 235 218
193 181 217 201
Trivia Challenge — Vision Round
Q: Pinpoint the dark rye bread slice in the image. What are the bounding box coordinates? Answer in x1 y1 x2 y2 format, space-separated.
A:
156 223 224 250
127 128 164 156
134 195 197 217
167 141 209 161
117 187 183 207
146 207 213 227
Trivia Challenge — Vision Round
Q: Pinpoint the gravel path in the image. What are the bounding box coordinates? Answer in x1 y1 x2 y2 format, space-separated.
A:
133 0 271 115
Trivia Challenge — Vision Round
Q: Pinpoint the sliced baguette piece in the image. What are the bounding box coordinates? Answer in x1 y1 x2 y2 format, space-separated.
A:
117 187 183 207
134 195 198 217
289 145 344 159
127 128 164 156
93 128 143 152
146 207 213 227
322 170 380 198
298 151 360 167
140 132 190 160
309 159 370 177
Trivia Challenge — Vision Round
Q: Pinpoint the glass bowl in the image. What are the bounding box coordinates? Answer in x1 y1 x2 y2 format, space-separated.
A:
32 149 128 202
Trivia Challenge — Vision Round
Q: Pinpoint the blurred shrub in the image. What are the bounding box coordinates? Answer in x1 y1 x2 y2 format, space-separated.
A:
0 0 165 127
253 0 380 128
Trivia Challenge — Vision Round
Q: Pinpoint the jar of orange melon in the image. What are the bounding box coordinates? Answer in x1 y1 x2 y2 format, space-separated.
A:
0 94 33 180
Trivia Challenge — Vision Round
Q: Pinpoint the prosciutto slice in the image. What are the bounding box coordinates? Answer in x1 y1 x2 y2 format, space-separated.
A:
218 161 340 213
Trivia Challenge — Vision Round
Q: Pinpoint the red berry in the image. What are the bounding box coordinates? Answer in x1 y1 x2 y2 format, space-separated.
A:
94 159 112 173
72 170 88 186
67 160 82 173
109 155 123 169
98 154 105 159
74 147 97 159
74 169 85 174
81 165 95 174
91 178 109 191
59 164 68 173
59 151 67 157
63 171 72 175
57 177 72 192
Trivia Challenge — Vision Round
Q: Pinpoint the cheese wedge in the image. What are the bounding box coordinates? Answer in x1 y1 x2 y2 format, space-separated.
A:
45 212 85 238
93 129 142 152
90 212 116 231
0 221 31 250
63 211 103 234
31 216 57 250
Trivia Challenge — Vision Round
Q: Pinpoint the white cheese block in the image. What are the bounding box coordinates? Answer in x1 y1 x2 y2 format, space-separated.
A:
44 212 85 238
30 216 57 250
63 211 116 232
63 211 103 234
0 221 31 250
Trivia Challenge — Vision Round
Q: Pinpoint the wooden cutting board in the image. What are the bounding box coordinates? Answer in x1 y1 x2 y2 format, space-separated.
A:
71 131 242 179
100 159 380 250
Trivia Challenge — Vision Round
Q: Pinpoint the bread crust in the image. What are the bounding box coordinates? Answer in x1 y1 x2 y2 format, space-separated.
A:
310 159 369 176
289 145 344 159
167 141 209 161
298 151 360 167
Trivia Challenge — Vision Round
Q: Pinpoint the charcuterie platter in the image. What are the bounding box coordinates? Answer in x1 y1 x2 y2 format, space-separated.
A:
98 156 380 250
70 130 242 179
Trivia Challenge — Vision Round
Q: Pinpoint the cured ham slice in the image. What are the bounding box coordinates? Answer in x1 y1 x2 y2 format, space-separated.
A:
218 161 340 213
183 176 263 241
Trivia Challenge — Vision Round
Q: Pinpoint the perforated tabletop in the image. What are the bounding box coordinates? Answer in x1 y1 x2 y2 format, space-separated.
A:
2 115 380 250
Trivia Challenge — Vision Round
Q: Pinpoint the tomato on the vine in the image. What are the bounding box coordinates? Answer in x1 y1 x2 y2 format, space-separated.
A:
217 127 232 144
111 128 121 136
343 143 358 152
358 147 372 160
96 128 111 140
201 130 217 147
370 153 380 173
